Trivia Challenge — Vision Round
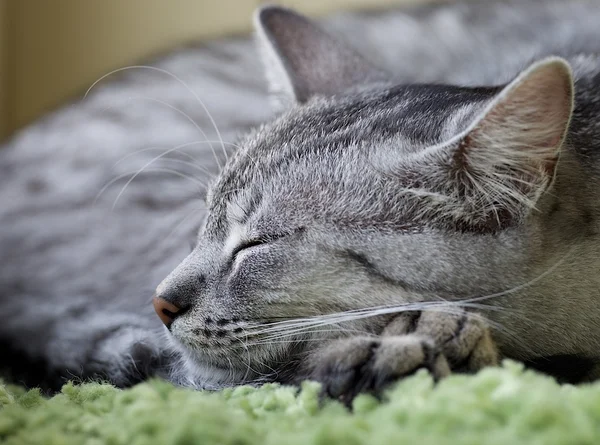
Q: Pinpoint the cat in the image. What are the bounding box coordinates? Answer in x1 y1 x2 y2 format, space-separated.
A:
2 0 600 402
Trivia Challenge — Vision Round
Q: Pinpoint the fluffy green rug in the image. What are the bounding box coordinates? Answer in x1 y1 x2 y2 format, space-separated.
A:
1 361 599 445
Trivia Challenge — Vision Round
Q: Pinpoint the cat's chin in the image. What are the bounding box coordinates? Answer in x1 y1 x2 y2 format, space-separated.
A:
163 332 267 389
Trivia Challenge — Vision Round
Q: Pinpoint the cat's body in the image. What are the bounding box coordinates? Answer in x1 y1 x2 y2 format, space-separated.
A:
2 0 600 395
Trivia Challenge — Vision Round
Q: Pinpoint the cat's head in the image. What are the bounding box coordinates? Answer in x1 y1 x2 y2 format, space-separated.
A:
156 6 574 388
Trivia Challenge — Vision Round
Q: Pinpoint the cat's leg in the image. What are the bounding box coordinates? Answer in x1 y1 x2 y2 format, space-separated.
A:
0 294 173 391
304 310 499 405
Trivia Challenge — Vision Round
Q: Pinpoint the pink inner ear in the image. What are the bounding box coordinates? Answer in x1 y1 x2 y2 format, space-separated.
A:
467 58 573 163
549 134 562 148
444 59 573 221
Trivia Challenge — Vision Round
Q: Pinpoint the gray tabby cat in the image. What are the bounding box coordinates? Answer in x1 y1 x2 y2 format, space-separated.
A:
2 0 600 402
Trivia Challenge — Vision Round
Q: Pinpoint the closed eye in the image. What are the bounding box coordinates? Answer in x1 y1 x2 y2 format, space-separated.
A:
231 238 268 258
230 227 306 259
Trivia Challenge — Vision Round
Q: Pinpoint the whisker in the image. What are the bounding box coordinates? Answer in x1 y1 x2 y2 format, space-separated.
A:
95 167 207 206
246 325 371 343
158 158 217 178
455 301 566 347
84 65 228 169
111 141 241 172
246 336 376 347
423 305 507 332
99 95 223 166
239 329 253 383
456 241 579 306
242 309 426 340
237 328 275 381
249 306 533 357
243 296 541 345
249 332 365 346
254 240 579 338
225 356 235 383
243 302 440 335
111 142 213 209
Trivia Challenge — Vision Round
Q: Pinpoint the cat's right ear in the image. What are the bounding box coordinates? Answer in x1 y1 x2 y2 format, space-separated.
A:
254 6 387 108
418 57 574 231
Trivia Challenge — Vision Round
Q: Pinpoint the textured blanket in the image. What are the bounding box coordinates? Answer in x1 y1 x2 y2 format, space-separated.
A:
2 362 599 445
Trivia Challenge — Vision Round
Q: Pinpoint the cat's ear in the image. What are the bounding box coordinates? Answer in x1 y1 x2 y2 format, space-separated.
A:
254 6 387 107
434 57 574 227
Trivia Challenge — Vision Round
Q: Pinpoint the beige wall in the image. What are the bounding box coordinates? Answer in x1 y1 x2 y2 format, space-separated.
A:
1 0 428 141
0 0 7 140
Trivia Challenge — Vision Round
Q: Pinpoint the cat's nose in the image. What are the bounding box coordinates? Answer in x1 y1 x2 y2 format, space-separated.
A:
153 295 185 328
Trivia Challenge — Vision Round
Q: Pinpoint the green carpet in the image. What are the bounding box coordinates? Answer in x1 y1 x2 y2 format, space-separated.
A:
1 361 599 445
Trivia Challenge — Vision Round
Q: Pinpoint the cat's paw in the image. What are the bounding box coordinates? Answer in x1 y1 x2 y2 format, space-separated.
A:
74 326 168 388
309 335 450 405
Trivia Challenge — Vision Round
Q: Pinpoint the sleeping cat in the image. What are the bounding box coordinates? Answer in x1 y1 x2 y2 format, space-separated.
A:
2 0 600 402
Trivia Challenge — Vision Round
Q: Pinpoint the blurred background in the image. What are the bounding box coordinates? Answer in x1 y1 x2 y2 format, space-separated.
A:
0 0 433 142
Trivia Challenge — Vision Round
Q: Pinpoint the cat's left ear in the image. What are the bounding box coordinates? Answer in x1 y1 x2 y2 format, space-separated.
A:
435 57 574 226
254 6 387 108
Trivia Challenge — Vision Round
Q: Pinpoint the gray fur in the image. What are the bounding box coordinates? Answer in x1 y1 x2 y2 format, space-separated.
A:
2 0 600 391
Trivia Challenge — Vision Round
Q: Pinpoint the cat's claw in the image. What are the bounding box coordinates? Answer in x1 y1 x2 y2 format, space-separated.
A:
310 335 450 406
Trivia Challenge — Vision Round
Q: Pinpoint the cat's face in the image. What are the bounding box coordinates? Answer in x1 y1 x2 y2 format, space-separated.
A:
155 7 574 387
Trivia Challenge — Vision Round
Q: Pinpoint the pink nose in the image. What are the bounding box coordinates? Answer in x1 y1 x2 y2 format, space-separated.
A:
153 296 183 328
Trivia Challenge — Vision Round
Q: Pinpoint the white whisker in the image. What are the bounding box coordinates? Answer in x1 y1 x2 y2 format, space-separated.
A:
225 356 235 383
95 167 207 206
244 302 444 339
241 245 577 346
457 240 579 306
158 158 216 178
111 142 213 209
111 141 241 172
84 65 228 169
237 327 276 382
98 95 223 166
